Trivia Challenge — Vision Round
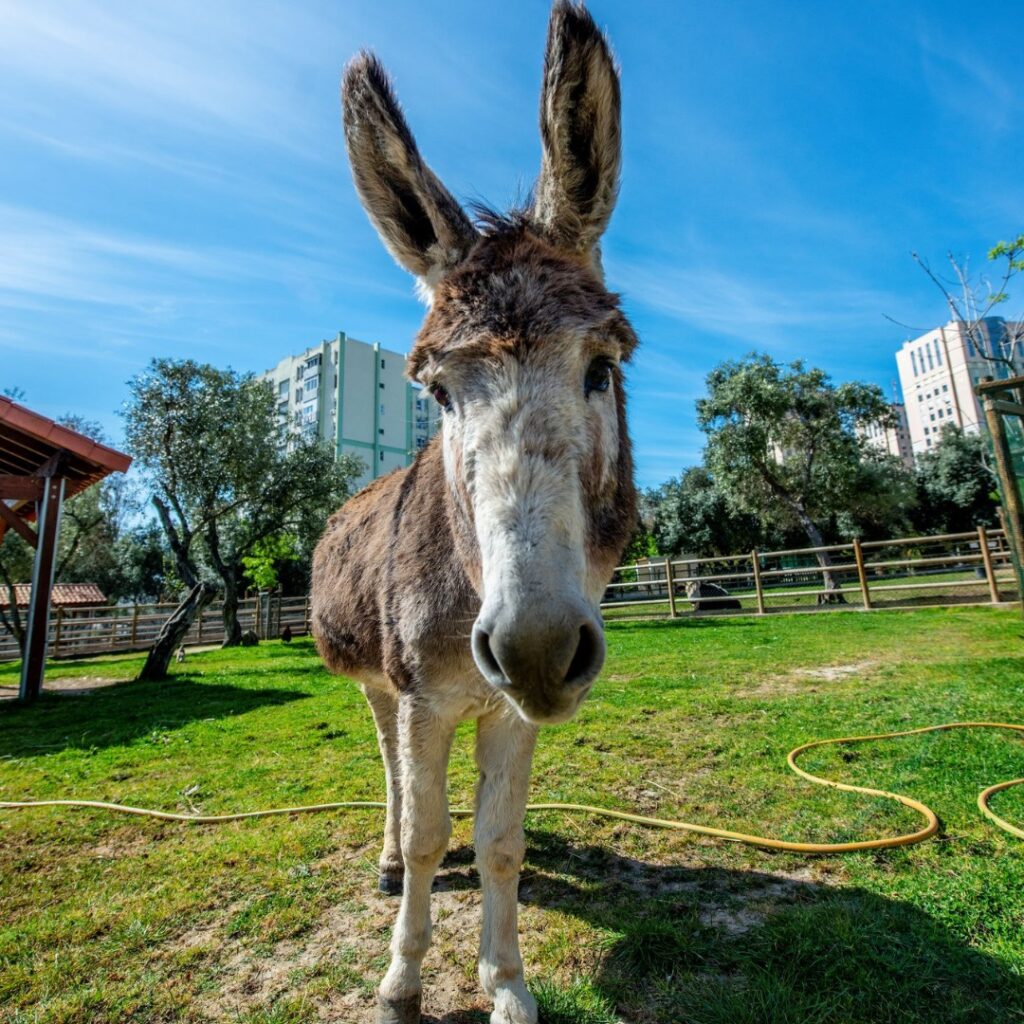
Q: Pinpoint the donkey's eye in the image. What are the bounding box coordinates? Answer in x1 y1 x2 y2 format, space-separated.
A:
584 358 613 397
430 383 452 410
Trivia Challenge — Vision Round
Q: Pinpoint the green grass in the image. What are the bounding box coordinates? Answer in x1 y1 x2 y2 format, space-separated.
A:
2 607 1024 1022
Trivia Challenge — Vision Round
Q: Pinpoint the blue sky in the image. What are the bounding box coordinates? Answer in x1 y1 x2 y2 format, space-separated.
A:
2 0 1022 489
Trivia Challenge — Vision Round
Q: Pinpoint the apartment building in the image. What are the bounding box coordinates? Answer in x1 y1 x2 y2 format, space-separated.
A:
895 318 1024 455
859 402 914 468
259 331 440 488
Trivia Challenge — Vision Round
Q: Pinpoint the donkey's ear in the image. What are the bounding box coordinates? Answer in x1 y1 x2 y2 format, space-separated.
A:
533 2 621 271
342 54 478 292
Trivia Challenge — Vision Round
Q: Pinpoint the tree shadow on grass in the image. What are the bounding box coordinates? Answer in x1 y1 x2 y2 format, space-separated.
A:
0 675 309 757
510 830 1024 1024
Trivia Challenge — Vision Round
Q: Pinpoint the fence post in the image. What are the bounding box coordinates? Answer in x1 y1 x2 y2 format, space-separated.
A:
303 593 310 634
53 606 64 656
853 538 872 610
130 604 139 645
978 525 1000 604
665 557 677 618
197 608 203 643
751 550 766 615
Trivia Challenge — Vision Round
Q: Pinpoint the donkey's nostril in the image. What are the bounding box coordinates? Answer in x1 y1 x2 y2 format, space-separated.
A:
564 621 603 686
472 625 507 686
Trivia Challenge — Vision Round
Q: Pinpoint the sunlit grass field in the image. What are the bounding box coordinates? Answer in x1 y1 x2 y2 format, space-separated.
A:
2 606 1023 1023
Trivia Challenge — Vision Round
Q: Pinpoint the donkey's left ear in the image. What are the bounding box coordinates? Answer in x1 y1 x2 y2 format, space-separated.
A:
342 53 478 295
533 2 621 273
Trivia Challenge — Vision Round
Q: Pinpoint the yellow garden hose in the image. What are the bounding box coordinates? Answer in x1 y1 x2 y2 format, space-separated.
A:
2 722 1022 852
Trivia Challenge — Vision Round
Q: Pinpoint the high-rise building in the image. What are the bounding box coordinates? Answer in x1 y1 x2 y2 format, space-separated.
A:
259 331 440 488
895 318 1024 455
859 402 914 468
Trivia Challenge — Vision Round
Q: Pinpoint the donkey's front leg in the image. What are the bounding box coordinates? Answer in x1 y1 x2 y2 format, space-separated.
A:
377 696 456 1024
475 707 540 1024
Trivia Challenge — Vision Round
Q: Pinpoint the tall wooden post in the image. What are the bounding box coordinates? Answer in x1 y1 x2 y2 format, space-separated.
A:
665 557 677 618
978 526 1000 604
852 538 872 610
980 381 1024 609
751 550 766 615
19 475 65 703
131 604 139 645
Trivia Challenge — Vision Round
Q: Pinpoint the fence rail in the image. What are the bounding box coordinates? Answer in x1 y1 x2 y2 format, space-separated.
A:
601 526 1018 620
0 527 1018 663
0 594 312 663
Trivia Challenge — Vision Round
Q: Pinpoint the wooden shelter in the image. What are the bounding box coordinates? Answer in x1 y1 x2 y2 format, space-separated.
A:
0 397 131 703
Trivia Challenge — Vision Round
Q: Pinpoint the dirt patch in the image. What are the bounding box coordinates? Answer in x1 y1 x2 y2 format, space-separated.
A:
790 661 877 682
0 675 128 702
736 661 878 697
194 867 487 1023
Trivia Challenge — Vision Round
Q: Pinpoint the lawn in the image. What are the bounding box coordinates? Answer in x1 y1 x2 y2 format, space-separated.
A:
1 607 1023 1023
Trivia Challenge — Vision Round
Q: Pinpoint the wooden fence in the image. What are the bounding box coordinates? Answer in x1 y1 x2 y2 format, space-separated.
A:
0 593 312 663
601 526 1018 620
0 527 1018 663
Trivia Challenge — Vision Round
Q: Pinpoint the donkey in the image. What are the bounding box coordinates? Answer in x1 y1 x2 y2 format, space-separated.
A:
312 4 636 1021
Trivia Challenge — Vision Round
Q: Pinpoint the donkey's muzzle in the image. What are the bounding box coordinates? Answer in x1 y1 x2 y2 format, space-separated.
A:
471 603 605 724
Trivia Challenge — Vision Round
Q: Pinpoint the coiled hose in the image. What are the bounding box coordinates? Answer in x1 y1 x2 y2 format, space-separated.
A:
2 722 1022 851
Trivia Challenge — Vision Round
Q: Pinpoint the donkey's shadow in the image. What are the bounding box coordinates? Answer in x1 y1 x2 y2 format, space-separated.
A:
424 830 1022 1023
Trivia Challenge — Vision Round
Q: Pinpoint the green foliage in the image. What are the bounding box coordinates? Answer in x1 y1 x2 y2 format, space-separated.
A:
697 354 913 548
242 534 300 592
123 359 363 639
912 426 999 534
621 524 659 563
649 466 776 557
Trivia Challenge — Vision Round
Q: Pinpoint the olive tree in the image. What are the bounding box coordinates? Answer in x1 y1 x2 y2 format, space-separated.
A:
697 354 911 597
124 359 362 671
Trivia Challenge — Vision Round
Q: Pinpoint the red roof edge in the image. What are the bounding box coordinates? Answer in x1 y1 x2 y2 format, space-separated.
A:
0 396 132 475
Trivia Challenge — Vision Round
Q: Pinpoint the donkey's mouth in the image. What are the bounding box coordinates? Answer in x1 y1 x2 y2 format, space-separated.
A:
506 681 595 726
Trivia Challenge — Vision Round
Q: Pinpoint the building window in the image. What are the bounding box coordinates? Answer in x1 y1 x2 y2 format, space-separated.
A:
911 351 918 375
277 401 288 416
938 409 944 418
925 346 934 371
379 382 385 390
304 374 319 394
380 403 385 417
305 354 321 369
942 383 948 392
379 428 384 436
278 380 288 396
934 339 942 366
381 359 386 369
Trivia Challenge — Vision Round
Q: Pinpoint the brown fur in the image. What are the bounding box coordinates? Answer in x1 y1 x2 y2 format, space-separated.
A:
311 5 636 1018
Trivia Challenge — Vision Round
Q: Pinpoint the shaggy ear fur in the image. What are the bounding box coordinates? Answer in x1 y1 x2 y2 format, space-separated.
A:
533 1 621 272
342 53 478 292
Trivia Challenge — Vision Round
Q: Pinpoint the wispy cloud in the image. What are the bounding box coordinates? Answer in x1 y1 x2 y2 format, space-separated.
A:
612 256 905 349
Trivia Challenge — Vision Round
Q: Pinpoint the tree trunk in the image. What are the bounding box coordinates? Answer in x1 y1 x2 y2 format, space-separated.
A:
138 581 216 681
0 572 25 656
793 507 847 604
204 520 242 647
220 574 243 648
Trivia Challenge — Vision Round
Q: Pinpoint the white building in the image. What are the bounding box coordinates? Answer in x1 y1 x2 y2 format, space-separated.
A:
259 331 440 488
859 402 914 468
895 318 1024 455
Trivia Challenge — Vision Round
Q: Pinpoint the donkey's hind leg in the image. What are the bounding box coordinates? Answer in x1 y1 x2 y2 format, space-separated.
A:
362 684 404 895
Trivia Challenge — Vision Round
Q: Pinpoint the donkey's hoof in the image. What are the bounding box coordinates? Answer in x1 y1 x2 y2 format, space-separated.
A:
377 992 420 1024
378 871 404 896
